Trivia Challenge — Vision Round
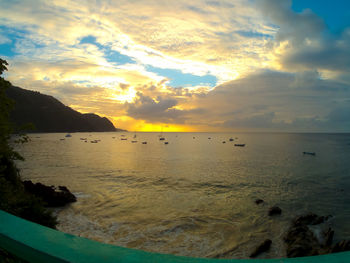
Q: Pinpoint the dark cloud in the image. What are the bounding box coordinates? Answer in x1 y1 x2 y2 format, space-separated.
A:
126 93 182 123
119 83 129 90
126 92 206 124
223 112 278 128
259 0 350 74
195 69 350 131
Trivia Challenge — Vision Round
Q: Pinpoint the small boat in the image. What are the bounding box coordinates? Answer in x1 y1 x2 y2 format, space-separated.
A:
121 138 127 140
164 142 169 145
159 127 165 141
222 141 226 144
303 152 316 156
90 140 98 143
142 142 147 144
131 140 137 143
229 138 234 141
234 144 245 147
60 139 65 141
80 138 87 140
208 137 211 139
65 134 72 138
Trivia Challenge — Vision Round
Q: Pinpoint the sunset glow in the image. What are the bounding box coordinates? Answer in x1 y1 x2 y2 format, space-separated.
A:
1 0 349 132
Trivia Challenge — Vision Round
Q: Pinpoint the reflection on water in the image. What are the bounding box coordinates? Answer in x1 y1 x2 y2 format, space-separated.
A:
14 132 350 258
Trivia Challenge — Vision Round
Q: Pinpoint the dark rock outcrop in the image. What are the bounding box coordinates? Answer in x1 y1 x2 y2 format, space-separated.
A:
268 206 282 216
6 85 125 132
23 180 76 207
255 199 264 205
283 213 350 258
331 240 350 253
250 239 272 258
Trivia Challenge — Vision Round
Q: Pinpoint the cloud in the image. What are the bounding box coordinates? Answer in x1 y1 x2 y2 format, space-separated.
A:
259 0 350 75
1 0 350 132
126 93 181 122
184 69 350 131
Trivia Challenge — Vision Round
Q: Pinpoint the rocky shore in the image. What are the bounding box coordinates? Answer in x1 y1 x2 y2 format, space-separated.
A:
248 199 350 258
23 180 76 207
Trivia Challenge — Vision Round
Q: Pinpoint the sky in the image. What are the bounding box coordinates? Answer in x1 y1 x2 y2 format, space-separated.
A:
0 0 349 132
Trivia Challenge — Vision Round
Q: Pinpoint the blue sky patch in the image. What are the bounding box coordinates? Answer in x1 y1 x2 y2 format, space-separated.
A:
292 0 350 33
235 30 272 39
0 43 16 57
146 65 217 87
79 35 134 65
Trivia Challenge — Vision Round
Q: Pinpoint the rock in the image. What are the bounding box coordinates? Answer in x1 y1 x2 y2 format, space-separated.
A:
268 206 282 216
250 239 272 258
284 225 320 257
324 228 334 247
255 199 264 205
293 213 329 226
284 213 339 258
331 240 350 253
23 180 76 207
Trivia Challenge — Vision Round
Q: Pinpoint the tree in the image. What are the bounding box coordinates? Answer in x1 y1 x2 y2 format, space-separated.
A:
0 58 57 228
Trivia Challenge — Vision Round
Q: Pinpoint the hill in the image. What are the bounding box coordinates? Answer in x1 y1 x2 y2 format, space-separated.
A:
6 86 124 133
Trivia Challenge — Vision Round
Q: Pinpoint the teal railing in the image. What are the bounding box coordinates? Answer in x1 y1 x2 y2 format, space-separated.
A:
0 210 349 263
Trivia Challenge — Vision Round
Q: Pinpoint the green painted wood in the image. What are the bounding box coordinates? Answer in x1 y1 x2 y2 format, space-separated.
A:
0 210 349 263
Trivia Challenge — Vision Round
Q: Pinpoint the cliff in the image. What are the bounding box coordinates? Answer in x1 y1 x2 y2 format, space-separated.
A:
6 86 123 132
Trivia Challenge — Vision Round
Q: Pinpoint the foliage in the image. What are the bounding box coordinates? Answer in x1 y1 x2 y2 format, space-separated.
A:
0 58 57 230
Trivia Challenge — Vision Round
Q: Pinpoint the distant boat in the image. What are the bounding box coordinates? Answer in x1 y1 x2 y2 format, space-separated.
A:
234 144 245 147
60 138 65 141
80 138 87 140
208 137 211 139
90 140 98 143
159 127 165 141
222 141 226 144
229 138 234 141
121 138 127 140
65 134 72 138
142 142 147 144
303 152 316 156
164 142 169 145
131 140 137 143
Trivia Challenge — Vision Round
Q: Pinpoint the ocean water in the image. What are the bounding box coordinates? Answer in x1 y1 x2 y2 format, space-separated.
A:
13 132 350 259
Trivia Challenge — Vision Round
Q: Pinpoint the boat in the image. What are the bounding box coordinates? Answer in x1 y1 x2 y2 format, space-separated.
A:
159 127 165 141
120 138 127 140
222 141 226 144
164 142 169 144
229 138 234 141
131 140 137 143
234 144 245 147
65 134 72 138
303 151 316 156
90 140 98 143
142 142 147 144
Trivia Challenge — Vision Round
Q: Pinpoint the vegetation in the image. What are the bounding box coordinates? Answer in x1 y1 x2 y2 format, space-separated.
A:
7 85 119 133
0 58 57 228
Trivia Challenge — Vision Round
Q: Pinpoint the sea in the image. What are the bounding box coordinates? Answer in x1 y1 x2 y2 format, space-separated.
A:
12 132 350 259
